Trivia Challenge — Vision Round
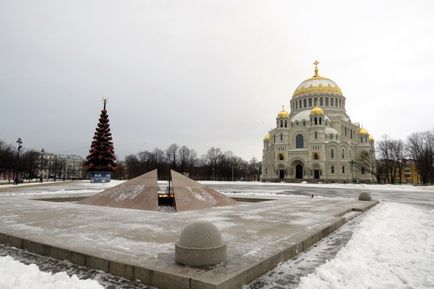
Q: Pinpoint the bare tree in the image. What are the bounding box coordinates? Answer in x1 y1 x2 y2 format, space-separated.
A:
178 145 192 173
377 136 405 184
406 131 434 184
165 144 179 170
355 150 378 181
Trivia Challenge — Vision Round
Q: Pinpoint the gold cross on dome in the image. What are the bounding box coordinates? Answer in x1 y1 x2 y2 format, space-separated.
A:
313 60 319 77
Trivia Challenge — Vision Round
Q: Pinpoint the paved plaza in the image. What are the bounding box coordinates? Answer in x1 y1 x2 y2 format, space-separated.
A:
0 181 377 289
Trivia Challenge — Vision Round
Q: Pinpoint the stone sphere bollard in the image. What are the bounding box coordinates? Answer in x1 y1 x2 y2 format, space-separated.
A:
175 221 226 268
358 192 372 201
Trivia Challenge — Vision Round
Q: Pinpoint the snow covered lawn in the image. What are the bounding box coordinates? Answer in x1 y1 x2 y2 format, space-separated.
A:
296 202 434 289
0 256 103 289
201 180 434 192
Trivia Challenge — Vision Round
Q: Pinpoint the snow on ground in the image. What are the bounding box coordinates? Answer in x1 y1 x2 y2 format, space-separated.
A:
295 202 434 289
0 255 103 289
200 181 434 192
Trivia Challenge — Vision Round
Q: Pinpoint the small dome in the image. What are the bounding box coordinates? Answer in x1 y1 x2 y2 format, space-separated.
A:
176 221 226 267
358 128 369 136
368 135 374 142
359 192 372 201
277 110 289 119
263 133 271 141
310 106 324 116
177 221 224 249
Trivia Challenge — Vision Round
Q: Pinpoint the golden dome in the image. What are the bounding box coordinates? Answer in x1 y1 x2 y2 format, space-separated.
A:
277 109 289 119
292 62 342 98
368 135 374 141
358 128 369 136
310 106 325 116
263 133 271 141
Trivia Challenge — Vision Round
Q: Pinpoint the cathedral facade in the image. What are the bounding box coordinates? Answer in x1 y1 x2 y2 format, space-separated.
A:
261 62 375 183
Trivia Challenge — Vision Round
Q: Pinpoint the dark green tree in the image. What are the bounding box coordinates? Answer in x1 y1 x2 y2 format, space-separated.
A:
85 100 116 172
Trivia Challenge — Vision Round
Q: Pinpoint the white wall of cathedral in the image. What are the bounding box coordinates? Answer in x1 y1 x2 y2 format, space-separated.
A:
261 117 375 182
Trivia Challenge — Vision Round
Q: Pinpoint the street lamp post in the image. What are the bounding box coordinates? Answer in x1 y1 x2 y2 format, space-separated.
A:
15 138 23 184
39 148 45 183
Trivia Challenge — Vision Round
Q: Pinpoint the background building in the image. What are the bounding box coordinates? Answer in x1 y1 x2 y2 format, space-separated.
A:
261 62 375 183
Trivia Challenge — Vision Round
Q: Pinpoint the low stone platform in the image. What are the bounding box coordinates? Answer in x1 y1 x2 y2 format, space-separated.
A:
0 193 377 289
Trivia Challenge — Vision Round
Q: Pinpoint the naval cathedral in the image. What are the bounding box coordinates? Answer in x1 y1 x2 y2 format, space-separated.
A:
261 62 375 183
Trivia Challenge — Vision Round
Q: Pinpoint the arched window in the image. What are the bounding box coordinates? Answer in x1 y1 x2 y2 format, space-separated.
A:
331 148 335 159
296 134 304 148
314 117 318 125
309 98 312 107
295 102 298 109
280 134 283 141
361 167 366 174
325 97 329 106
314 97 318 106
284 120 287 127
303 99 307 107
280 120 283 128
319 117 322 125
342 149 345 158
342 166 345 174
331 166 335 174
313 153 319 160
303 120 306 126
320 97 324 106
315 131 318 139
339 99 342 107
278 153 284 160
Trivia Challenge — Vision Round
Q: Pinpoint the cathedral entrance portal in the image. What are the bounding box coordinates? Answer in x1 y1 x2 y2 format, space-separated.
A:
295 164 303 179
314 170 320 179
279 170 285 179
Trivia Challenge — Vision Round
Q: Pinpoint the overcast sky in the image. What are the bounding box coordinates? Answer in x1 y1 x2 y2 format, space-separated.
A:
1 0 433 161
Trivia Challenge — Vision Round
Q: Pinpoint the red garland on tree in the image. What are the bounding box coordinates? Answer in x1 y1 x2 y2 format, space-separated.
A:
85 99 116 172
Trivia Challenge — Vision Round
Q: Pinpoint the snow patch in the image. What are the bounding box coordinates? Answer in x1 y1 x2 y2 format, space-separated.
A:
296 202 434 289
0 255 103 289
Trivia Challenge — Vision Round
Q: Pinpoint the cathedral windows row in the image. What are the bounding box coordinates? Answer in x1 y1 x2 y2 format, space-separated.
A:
292 96 345 111
313 117 322 125
327 134 339 140
330 148 348 159
329 165 346 174
343 126 355 139
279 120 288 128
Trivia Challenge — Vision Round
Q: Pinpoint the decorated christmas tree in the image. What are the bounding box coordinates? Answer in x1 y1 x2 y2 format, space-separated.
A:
85 99 116 177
